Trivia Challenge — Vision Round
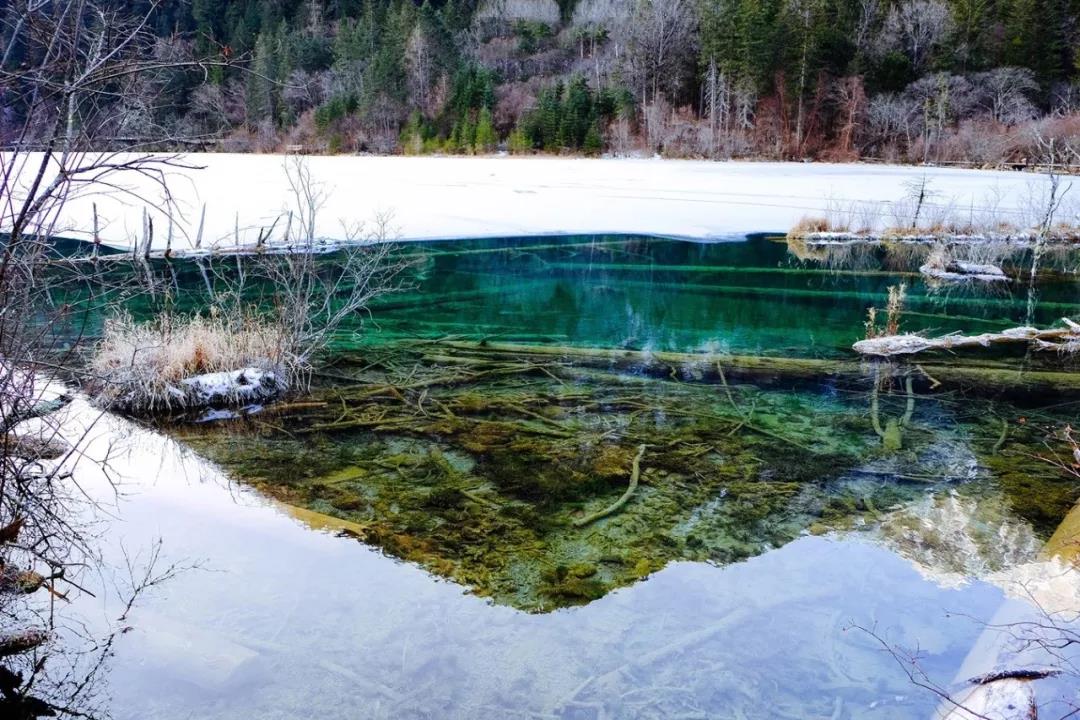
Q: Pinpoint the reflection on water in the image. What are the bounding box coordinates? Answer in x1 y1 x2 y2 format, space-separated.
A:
63 235 1080 717
85 425 1006 719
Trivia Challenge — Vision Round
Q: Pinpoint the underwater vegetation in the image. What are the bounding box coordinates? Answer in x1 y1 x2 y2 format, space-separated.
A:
173 339 1079 611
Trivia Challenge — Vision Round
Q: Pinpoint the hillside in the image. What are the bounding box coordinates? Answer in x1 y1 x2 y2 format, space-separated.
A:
3 0 1080 163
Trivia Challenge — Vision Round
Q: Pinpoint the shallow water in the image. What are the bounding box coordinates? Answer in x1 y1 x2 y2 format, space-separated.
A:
63 235 1080 717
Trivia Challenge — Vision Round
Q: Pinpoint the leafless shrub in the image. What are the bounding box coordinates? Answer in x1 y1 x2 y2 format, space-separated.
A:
789 216 831 234
282 70 327 118
495 79 541 130
938 118 1015 165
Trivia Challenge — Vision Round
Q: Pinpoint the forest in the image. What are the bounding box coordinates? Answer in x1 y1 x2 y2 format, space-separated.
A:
3 0 1080 163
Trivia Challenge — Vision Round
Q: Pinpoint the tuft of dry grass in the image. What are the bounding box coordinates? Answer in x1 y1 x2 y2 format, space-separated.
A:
864 283 907 338
788 216 832 235
87 311 294 412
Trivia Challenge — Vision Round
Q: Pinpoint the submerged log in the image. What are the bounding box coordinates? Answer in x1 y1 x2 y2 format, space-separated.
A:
853 321 1080 357
573 444 646 527
430 339 1080 395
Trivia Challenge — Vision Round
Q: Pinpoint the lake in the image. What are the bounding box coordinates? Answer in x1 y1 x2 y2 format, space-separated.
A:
65 234 1080 718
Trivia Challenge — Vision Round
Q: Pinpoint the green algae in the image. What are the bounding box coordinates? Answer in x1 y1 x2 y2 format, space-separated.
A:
169 337 1080 612
176 344 871 609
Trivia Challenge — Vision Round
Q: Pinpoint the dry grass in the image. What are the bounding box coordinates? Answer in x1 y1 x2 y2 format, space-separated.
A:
788 216 831 235
88 311 293 412
865 283 907 338
881 241 930 270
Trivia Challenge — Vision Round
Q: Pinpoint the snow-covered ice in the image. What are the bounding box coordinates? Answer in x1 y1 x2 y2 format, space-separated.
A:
5 153 1050 248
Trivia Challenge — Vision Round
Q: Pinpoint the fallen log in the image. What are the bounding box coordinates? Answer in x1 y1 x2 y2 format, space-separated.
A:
853 320 1080 357
790 229 1079 248
179 367 284 407
108 367 285 412
0 629 48 658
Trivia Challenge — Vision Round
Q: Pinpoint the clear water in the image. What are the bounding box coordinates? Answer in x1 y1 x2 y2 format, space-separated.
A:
360 234 1076 354
62 234 1080 718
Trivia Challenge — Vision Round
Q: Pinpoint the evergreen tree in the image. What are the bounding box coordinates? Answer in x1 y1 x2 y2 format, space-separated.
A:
583 121 603 155
246 31 277 126
507 126 534 154
474 107 497 152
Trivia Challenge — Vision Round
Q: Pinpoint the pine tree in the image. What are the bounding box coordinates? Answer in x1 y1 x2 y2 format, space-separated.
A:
507 126 533 154
537 83 564 150
474 107 497 153
460 115 477 154
583 121 603 155
246 31 276 126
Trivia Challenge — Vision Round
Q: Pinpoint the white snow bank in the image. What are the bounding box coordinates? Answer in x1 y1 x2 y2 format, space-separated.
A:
5 153 1050 249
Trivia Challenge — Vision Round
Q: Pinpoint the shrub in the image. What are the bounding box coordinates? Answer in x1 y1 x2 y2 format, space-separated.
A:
87 311 292 412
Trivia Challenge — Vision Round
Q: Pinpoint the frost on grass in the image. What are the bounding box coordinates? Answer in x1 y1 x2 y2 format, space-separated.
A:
87 312 291 412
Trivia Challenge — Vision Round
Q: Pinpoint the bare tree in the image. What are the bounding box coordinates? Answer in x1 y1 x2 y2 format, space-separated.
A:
626 0 698 109
0 2 233 714
879 0 953 72
834 76 868 158
854 0 883 58
973 67 1039 125
405 25 434 116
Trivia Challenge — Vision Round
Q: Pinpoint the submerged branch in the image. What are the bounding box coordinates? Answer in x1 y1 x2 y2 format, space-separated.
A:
573 445 646 528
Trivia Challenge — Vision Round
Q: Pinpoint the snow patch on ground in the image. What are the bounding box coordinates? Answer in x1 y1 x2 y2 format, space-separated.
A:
6 154 1049 248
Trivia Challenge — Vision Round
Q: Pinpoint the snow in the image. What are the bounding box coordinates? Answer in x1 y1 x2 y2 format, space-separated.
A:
920 261 1009 283
941 677 1036 720
6 153 1051 249
178 367 282 407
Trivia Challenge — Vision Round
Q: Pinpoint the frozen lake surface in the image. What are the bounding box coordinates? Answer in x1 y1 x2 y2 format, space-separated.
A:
5 154 1051 247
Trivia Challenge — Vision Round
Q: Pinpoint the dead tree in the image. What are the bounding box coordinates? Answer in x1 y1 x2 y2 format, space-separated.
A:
0 2 231 715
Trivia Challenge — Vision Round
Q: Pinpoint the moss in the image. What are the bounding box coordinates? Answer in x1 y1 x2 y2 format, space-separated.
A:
422 487 466 509
174 339 1079 613
988 454 1080 536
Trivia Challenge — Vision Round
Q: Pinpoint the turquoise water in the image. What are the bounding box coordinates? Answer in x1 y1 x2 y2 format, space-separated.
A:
359 234 1075 355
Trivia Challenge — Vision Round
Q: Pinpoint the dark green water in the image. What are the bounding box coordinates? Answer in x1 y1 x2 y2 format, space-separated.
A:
84 234 1080 719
